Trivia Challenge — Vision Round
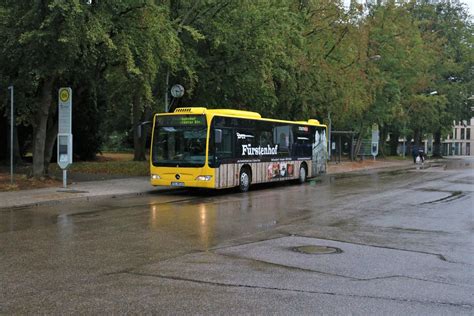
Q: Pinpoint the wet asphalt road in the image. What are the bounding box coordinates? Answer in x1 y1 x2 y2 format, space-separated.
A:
1 158 473 314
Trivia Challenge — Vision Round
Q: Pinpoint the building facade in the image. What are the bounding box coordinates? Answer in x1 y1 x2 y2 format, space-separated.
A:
442 118 473 156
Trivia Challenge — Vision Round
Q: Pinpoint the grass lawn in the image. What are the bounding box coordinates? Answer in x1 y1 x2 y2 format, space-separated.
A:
0 152 149 191
53 160 149 176
50 152 149 176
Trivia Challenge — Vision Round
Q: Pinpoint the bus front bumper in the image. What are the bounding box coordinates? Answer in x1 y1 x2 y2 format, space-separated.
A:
150 176 216 189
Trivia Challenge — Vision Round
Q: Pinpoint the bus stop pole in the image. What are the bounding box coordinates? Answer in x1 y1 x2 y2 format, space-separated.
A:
8 86 14 184
328 112 331 160
165 71 170 112
338 135 342 163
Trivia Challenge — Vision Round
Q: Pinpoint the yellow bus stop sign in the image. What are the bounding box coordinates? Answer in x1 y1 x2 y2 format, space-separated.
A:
58 87 72 134
59 88 70 102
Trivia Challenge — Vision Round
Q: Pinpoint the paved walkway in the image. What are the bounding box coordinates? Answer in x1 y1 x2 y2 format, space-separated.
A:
0 177 158 209
0 159 415 210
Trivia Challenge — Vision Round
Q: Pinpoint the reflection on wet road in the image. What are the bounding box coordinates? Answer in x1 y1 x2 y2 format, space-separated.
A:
1 158 473 314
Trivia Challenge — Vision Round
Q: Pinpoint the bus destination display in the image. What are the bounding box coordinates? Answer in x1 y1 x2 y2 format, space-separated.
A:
157 115 206 126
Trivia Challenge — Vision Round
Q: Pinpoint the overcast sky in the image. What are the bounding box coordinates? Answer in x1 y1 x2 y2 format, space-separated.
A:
465 0 474 16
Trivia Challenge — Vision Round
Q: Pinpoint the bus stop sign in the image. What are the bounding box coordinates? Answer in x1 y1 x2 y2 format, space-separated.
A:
57 87 72 170
371 123 379 158
59 88 72 134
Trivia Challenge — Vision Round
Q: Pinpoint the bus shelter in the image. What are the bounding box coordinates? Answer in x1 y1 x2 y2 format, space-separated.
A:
330 131 358 163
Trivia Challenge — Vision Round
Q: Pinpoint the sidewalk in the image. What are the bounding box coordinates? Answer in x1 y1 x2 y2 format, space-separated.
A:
0 159 415 210
327 158 413 174
0 177 158 209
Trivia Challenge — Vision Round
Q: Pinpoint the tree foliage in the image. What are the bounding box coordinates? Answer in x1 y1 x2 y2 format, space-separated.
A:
0 0 472 174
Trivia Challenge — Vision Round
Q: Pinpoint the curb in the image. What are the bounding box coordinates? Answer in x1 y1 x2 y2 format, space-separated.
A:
0 191 148 211
0 187 179 211
0 161 435 211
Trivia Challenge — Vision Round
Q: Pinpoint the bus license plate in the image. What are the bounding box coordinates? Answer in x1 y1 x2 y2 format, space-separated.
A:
171 182 184 187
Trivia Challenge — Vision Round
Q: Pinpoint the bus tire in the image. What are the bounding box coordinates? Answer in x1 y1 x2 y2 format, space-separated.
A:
239 167 251 192
299 163 307 184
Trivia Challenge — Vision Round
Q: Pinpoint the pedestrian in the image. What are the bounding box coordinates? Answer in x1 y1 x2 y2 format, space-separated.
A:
412 144 418 164
418 149 425 164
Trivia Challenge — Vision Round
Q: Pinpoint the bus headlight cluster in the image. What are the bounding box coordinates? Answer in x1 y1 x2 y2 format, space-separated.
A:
195 175 212 181
151 174 161 180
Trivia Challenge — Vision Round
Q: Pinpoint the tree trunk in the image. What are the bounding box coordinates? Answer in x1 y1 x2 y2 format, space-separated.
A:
44 121 58 175
413 129 421 147
433 130 442 157
43 95 59 175
133 93 146 161
354 137 363 160
379 127 387 158
7 123 22 165
13 125 23 165
389 132 399 156
32 78 54 178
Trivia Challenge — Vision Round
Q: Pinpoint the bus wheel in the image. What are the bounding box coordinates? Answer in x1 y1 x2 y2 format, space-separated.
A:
239 167 251 192
299 164 307 184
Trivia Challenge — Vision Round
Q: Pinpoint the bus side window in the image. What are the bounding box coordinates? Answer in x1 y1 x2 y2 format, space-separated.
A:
291 125 311 157
273 125 292 156
259 130 273 147
216 128 233 160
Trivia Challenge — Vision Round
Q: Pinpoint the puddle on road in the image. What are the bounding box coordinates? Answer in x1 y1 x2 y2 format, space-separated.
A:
382 169 412 177
443 159 474 170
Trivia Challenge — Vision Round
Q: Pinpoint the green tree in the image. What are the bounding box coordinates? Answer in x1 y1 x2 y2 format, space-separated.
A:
0 0 182 174
102 1 181 161
298 0 370 127
355 1 441 154
1 0 471 172
410 1 473 155
177 1 298 117
0 1 97 177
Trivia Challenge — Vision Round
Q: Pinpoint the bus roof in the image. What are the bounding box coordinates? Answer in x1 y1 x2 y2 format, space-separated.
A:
160 107 326 127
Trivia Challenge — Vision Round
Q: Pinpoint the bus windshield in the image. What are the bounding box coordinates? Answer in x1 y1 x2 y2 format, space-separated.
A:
152 115 207 167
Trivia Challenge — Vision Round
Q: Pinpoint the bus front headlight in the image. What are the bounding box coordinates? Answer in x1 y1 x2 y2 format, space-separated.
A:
195 175 212 181
151 174 161 180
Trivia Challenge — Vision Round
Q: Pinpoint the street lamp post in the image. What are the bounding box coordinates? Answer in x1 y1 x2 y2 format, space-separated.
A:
165 71 170 112
402 122 406 159
328 112 332 160
8 86 14 184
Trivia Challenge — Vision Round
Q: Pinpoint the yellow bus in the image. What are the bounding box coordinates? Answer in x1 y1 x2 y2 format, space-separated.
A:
150 107 327 192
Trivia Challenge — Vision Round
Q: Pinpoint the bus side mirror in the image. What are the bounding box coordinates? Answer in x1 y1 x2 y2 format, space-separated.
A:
214 157 221 168
215 129 222 144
